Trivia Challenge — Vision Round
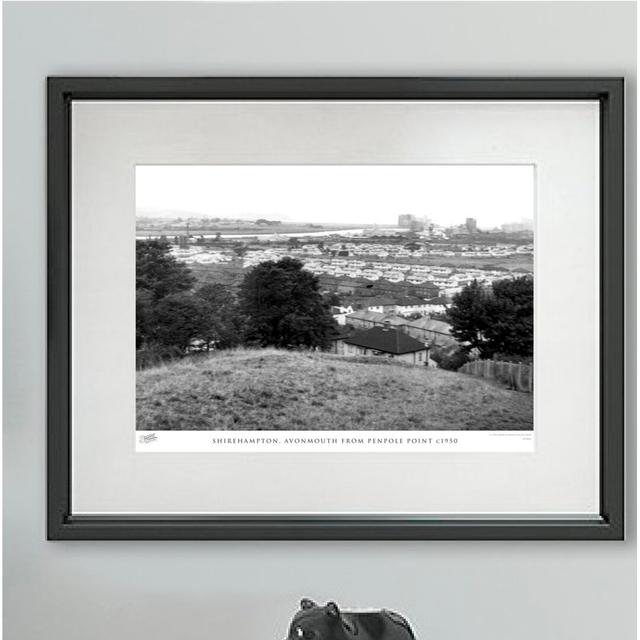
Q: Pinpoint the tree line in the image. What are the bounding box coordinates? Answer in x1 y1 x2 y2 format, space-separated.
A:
136 240 335 368
441 276 533 368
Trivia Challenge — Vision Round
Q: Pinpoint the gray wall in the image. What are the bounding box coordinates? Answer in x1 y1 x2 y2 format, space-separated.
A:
3 2 636 639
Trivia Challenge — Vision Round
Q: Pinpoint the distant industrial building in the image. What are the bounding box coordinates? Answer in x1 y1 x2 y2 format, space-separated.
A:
397 214 425 232
501 219 534 233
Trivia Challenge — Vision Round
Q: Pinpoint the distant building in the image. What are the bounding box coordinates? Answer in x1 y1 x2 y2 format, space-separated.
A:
398 214 424 232
399 317 456 347
330 305 354 325
345 310 401 330
501 219 534 234
423 296 451 314
349 296 398 313
394 295 433 316
333 324 429 365
347 295 435 316
465 218 478 234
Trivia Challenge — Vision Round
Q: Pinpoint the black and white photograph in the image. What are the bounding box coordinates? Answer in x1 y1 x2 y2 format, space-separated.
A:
135 164 534 437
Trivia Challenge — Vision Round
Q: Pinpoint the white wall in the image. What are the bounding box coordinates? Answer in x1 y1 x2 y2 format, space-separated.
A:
3 2 636 639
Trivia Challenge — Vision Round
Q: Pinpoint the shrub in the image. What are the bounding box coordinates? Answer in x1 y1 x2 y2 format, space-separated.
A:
136 342 183 370
430 347 470 371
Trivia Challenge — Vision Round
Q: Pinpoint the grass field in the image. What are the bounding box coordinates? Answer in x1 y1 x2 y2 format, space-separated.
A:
416 254 533 272
379 253 533 272
137 349 532 431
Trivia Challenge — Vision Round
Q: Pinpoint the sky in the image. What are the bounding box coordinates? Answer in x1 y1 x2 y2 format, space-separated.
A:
136 165 534 229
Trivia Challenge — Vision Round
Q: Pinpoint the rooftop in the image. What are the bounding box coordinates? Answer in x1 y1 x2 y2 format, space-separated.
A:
356 296 398 308
343 326 428 355
402 317 453 334
395 295 429 306
328 325 357 341
346 310 402 324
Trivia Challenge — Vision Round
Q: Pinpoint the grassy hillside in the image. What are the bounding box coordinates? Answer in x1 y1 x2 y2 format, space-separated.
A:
137 349 532 431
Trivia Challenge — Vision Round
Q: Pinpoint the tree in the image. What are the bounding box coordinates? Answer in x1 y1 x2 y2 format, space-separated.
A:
195 283 242 348
430 347 470 371
197 282 236 307
445 280 491 354
151 293 213 351
136 288 154 349
136 240 197 354
239 257 336 348
483 277 533 357
323 292 341 307
445 277 533 359
136 240 194 300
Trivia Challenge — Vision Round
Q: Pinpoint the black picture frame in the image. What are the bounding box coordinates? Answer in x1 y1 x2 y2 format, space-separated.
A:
48 77 625 540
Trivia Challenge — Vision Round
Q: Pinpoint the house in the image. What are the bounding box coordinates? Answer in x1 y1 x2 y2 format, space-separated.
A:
423 296 451 314
348 296 398 313
344 310 457 347
330 305 354 326
399 317 456 347
393 295 433 316
328 325 357 355
336 324 429 365
331 305 354 315
345 310 401 330
348 295 432 316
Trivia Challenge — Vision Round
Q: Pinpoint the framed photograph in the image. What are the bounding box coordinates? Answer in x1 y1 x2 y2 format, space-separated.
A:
48 77 624 540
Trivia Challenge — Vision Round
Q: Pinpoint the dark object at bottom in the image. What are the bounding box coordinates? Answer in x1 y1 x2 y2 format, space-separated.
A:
286 599 416 640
